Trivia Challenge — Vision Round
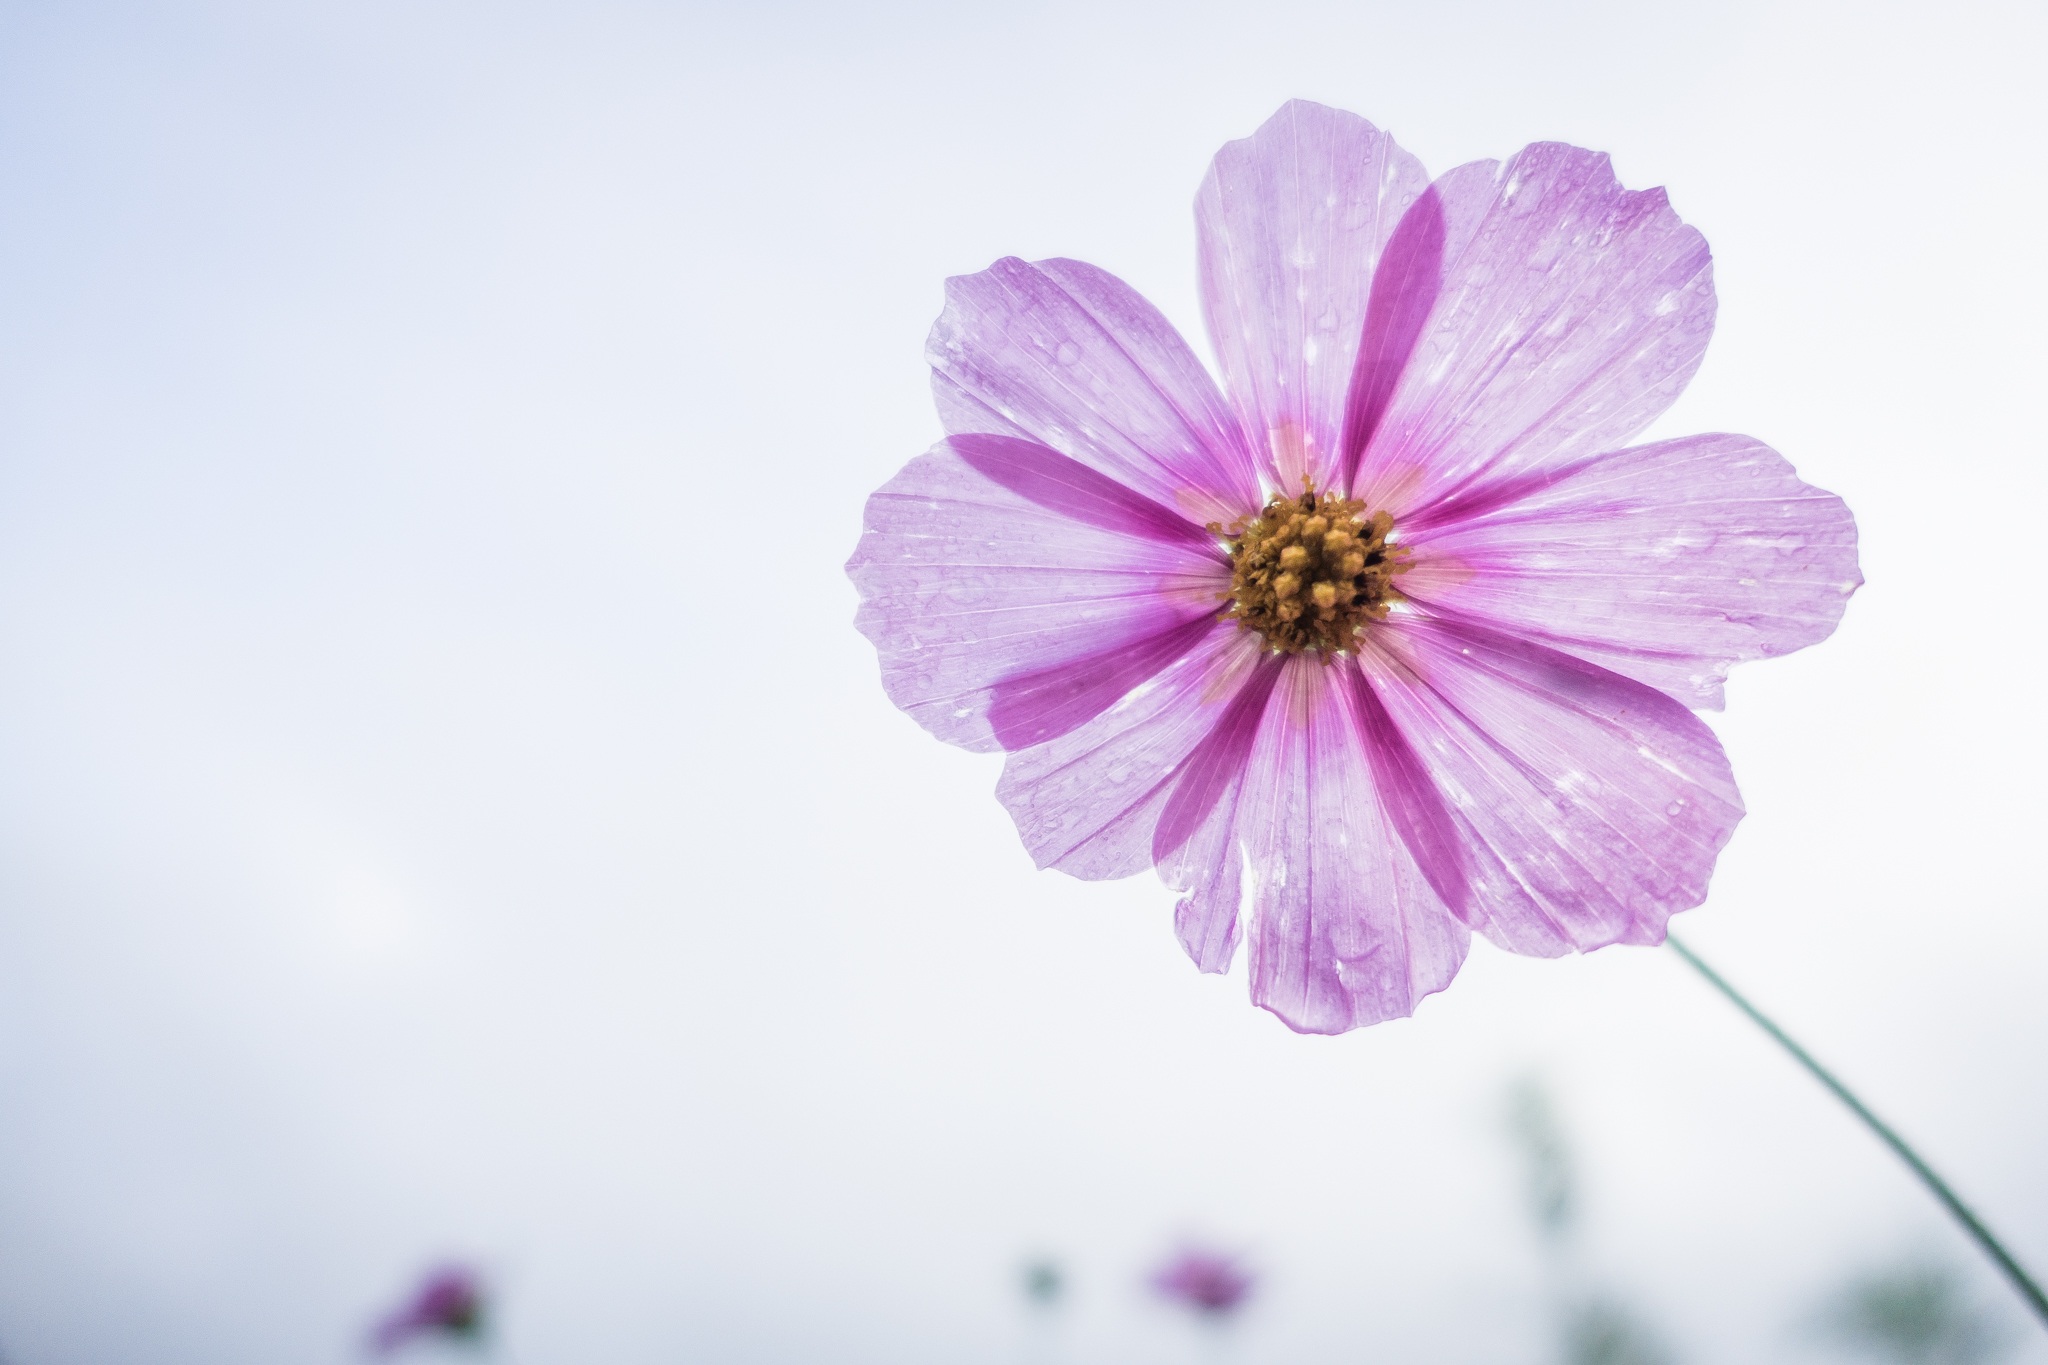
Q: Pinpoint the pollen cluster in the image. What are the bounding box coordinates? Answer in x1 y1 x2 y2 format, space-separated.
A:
1214 487 1406 656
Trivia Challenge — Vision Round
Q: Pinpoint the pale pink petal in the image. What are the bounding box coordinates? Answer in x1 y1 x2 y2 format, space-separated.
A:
1153 655 1286 972
1152 657 1282 863
1399 433 1861 707
996 629 1263 883
1228 657 1470 1033
988 614 1225 752
1359 617 1744 956
1004 638 1478 1031
1348 146 1715 519
1344 666 1475 914
928 257 1262 527
1161 786 1248 976
849 437 1229 753
1196 100 1430 493
1335 183 1449 496
949 428 1221 551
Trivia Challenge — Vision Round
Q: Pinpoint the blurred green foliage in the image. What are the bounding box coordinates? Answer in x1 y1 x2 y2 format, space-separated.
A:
1564 1298 1673 1365
1825 1261 2008 1365
1507 1078 1576 1242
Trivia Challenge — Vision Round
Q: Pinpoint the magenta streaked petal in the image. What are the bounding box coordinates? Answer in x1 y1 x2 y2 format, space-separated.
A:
1360 617 1744 955
951 433 1219 550
1152 655 1283 862
1349 145 1715 520
990 613 1223 750
1232 658 1470 1033
849 439 1229 752
1345 668 1473 914
1336 186 1448 494
1147 654 1283 974
929 257 1262 526
1196 100 1430 492
1400 433 1861 707
997 629 1261 882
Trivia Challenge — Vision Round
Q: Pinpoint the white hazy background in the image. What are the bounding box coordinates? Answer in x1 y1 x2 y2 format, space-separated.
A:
1 1 2043 1361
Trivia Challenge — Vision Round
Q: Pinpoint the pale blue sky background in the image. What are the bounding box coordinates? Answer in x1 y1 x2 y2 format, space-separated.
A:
0 0 2043 1361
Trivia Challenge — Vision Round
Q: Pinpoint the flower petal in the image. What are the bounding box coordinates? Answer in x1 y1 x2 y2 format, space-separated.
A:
1229 658 1470 1033
928 257 1262 527
948 430 1220 552
1348 145 1715 520
848 437 1229 752
1127 652 1471 1031
988 613 1223 752
1399 433 1862 707
1196 100 1430 493
996 628 1262 882
1358 617 1744 956
1151 654 1287 973
1003 640 1473 1031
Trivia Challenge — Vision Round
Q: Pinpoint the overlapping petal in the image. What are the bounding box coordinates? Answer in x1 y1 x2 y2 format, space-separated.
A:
1003 644 1470 1031
1347 144 1716 519
928 256 1262 527
1358 617 1745 956
849 435 1229 753
996 627 1260 883
1196 100 1430 493
1174 657 1469 1033
1398 433 1862 707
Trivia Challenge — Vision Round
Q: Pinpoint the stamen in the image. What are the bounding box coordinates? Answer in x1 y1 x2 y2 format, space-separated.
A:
1208 485 1407 656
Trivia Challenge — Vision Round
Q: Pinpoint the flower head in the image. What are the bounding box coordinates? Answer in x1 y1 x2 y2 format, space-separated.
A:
368 1265 486 1355
1152 1248 1255 1318
848 101 1860 1033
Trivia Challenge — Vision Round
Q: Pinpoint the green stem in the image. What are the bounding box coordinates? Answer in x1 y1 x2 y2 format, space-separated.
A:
1666 934 2048 1329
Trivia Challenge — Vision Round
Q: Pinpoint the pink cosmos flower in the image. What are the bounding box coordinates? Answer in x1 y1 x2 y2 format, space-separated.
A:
368 1265 486 1355
848 101 1859 1034
1152 1248 1256 1318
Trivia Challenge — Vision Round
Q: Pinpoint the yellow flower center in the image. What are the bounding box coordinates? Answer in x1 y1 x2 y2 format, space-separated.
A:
1214 487 1406 655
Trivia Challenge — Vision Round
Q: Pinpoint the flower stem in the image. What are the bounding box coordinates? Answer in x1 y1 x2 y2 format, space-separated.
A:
1665 933 2048 1329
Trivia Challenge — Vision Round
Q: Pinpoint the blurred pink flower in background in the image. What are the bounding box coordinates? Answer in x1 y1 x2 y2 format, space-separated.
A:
368 1265 486 1355
849 99 1859 1033
1153 1248 1256 1318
